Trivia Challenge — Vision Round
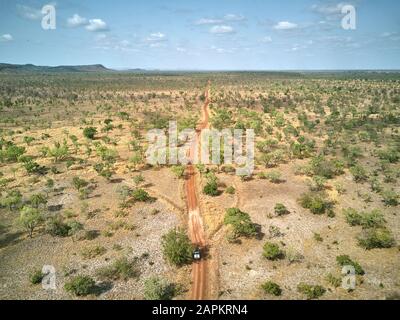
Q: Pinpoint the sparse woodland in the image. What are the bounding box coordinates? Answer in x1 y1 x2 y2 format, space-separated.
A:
0 71 399 300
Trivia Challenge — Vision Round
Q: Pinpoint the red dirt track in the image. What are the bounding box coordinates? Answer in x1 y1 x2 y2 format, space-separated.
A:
185 82 210 300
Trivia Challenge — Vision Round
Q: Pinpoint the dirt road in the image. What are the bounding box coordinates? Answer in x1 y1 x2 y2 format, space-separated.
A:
185 82 210 300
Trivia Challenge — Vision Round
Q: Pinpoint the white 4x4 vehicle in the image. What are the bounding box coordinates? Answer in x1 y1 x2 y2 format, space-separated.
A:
193 248 202 261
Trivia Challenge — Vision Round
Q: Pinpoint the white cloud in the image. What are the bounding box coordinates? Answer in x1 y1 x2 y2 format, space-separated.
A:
16 4 42 20
224 14 245 22
177 47 187 52
195 14 245 26
67 14 87 27
0 34 13 42
195 18 223 25
86 19 109 32
273 21 298 30
146 32 167 42
210 46 235 54
210 25 235 34
261 36 272 43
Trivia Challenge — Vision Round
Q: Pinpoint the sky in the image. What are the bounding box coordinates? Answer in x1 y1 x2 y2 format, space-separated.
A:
0 0 399 70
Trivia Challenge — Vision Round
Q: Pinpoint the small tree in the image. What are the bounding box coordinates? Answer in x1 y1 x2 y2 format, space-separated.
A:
224 208 257 239
133 174 145 187
171 165 185 179
274 203 289 216
144 277 176 300
161 228 193 267
297 283 326 300
64 275 96 296
29 193 48 209
23 136 35 146
16 206 44 238
131 188 151 202
72 176 89 191
263 242 285 260
261 281 282 296
83 127 97 140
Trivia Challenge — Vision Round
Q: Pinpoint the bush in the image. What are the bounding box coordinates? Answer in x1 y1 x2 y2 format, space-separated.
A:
357 227 396 250
381 189 399 206
225 186 235 194
261 281 282 296
47 141 69 162
263 242 284 260
224 208 257 238
81 245 107 260
83 127 97 140
325 273 341 288
336 255 365 275
310 155 344 179
161 228 193 267
64 275 96 296
46 217 83 237
203 180 219 196
96 257 139 281
16 206 44 238
171 165 185 179
131 188 151 202
350 165 368 182
72 177 89 191
298 192 331 215
274 203 289 216
297 283 326 300
29 193 47 209
30 269 44 285
0 190 23 210
377 148 399 163
0 144 26 163
265 171 282 183
144 277 177 300
344 208 386 229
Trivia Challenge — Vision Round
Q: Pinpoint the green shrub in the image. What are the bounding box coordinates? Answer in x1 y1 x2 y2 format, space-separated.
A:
263 242 284 260
336 255 365 275
357 227 396 250
203 180 219 196
0 144 26 163
72 177 89 191
224 208 257 238
377 148 399 163
83 127 97 140
310 155 344 179
261 281 282 296
96 257 139 281
274 203 289 216
64 275 96 296
16 206 44 238
350 165 368 182
46 217 83 237
325 273 341 288
131 188 151 202
30 269 44 285
381 189 399 206
225 186 236 194
161 228 193 267
0 190 22 210
344 208 386 229
29 193 47 209
144 277 177 300
171 165 185 179
297 283 326 300
81 245 107 259
298 192 331 215
265 171 282 183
